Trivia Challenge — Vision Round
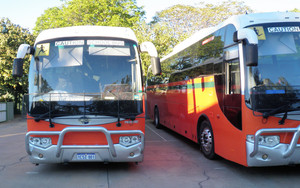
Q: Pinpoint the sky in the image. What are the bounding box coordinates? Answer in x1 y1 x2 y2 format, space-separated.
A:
0 0 299 31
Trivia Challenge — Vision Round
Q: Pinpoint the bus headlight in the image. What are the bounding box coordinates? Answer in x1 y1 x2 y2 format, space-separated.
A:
29 137 52 148
119 136 141 147
247 135 280 147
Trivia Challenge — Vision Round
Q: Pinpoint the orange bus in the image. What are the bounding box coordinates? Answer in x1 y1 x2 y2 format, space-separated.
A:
147 12 300 166
13 26 160 164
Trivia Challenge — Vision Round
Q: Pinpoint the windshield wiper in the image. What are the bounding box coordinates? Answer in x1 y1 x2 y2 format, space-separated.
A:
278 111 288 125
263 100 300 124
34 109 55 128
104 90 122 127
262 104 290 119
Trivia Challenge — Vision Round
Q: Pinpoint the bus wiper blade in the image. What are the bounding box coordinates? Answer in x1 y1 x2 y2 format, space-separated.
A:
263 100 300 119
104 90 121 127
262 104 290 118
277 103 300 125
33 110 55 128
278 111 288 125
34 109 56 121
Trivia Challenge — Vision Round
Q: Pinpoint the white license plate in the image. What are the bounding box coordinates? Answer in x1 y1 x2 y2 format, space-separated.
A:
76 153 96 160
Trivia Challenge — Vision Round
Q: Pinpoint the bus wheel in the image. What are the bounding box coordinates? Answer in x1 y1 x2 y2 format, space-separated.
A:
199 120 216 159
154 107 162 129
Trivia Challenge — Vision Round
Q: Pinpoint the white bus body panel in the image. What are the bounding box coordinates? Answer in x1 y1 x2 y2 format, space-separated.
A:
35 26 138 44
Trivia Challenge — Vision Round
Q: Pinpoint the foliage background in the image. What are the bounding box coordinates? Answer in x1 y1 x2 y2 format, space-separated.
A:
0 18 34 111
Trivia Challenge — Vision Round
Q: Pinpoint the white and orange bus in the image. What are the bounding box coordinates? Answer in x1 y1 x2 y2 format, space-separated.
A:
13 26 160 164
147 12 300 166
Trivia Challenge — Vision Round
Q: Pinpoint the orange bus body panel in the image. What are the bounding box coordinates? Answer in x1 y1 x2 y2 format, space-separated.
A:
147 76 247 166
27 115 145 145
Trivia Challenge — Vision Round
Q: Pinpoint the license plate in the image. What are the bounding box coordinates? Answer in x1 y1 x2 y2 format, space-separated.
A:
76 153 96 160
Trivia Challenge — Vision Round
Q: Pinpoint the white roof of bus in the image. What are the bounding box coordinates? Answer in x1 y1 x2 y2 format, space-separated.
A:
162 12 300 62
35 26 138 44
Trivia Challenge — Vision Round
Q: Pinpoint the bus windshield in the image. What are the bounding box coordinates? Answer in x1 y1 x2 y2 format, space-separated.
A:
245 23 300 113
26 38 143 119
29 38 139 94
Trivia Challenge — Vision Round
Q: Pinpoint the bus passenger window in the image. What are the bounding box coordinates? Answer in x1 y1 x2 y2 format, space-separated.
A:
226 61 241 95
224 59 242 130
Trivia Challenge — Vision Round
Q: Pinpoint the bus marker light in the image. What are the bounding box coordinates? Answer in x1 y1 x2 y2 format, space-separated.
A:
262 154 268 160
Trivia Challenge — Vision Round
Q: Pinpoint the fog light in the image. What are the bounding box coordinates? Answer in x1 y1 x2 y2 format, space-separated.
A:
262 154 268 160
119 136 141 147
119 136 131 147
246 135 280 147
38 153 44 158
130 152 135 157
29 137 52 148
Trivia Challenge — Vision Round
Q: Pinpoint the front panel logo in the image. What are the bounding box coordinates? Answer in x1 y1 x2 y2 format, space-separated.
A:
79 117 90 125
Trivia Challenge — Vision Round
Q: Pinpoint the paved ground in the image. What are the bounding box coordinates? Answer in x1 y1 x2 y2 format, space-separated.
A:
1 117 300 188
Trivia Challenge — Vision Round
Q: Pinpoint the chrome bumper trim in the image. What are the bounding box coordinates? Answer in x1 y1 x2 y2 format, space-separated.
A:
25 126 144 162
250 125 300 158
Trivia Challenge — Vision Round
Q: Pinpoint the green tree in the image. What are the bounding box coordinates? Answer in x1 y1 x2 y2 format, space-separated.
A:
151 1 252 47
135 21 178 78
34 0 145 34
0 18 34 111
198 1 252 28
291 8 300 12
144 1 252 84
151 5 199 42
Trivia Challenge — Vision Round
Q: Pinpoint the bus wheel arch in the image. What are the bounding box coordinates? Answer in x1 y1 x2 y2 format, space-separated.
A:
154 106 162 129
197 115 216 159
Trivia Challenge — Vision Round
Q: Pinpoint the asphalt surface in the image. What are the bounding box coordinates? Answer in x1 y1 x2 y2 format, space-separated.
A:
1 116 300 188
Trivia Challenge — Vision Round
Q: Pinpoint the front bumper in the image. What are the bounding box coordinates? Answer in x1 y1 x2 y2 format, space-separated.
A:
25 127 144 164
247 125 300 166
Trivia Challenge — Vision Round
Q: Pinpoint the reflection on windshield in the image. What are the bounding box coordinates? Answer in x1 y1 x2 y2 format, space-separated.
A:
29 38 138 95
246 23 300 113
27 38 143 118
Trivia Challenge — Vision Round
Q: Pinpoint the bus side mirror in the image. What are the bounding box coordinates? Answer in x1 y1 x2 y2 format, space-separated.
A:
140 42 161 75
150 56 161 76
244 43 258 66
12 58 24 77
12 44 33 77
233 29 258 66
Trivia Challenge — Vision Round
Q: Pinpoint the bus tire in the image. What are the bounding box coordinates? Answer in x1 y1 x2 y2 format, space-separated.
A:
199 120 216 159
154 107 162 129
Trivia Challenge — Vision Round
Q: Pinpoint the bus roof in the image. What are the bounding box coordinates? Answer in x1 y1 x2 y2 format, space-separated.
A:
35 26 138 44
224 11 300 30
162 12 300 62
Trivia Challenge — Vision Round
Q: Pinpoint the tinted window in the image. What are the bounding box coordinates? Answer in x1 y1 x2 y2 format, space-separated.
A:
225 24 237 46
